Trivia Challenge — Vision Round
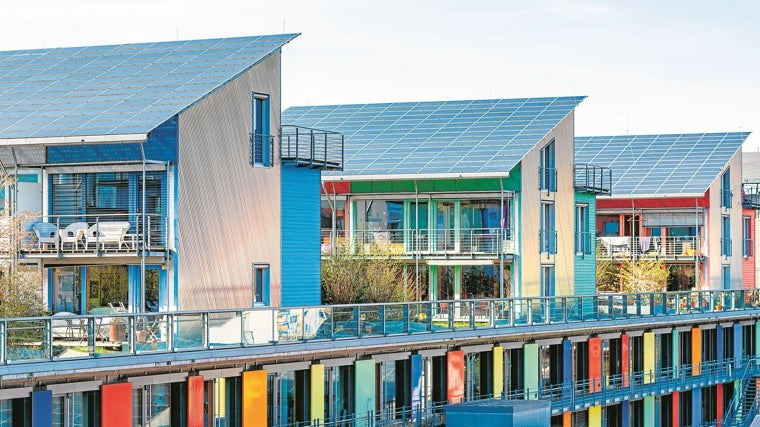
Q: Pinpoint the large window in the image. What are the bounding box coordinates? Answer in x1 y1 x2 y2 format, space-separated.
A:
723 266 731 290
539 139 556 192
744 216 752 258
251 92 271 167
721 168 731 208
540 202 556 254
541 265 555 297
721 215 731 257
355 199 404 245
575 204 590 255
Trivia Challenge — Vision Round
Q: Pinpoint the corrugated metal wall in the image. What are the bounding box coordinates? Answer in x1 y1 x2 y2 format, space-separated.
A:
177 53 283 309
280 165 321 306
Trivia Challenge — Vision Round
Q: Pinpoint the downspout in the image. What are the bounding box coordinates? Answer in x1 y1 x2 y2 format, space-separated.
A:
415 180 419 301
500 179 505 299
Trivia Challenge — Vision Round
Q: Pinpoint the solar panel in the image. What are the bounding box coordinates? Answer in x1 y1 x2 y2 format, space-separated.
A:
575 133 750 196
0 34 298 140
283 96 585 176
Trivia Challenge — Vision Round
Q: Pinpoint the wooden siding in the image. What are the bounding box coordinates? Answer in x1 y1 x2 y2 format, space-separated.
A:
575 192 597 295
281 166 321 306
177 53 283 309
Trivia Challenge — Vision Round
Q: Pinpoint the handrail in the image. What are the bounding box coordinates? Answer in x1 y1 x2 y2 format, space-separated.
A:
2 289 760 370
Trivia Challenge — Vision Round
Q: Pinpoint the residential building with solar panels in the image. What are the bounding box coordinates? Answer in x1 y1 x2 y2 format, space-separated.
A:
575 133 755 291
3 35 760 427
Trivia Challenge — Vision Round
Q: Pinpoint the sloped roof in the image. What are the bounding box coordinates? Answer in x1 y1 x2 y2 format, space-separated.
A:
283 96 584 178
0 34 297 142
575 132 750 196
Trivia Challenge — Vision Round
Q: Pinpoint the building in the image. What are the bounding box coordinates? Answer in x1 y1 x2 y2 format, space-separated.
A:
743 151 760 289
283 97 611 301
0 34 340 316
575 133 752 291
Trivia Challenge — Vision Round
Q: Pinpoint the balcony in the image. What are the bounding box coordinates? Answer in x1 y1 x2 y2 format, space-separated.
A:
539 166 557 192
323 228 515 256
19 213 167 259
574 163 612 195
743 183 760 209
596 236 702 261
539 230 557 255
280 125 343 170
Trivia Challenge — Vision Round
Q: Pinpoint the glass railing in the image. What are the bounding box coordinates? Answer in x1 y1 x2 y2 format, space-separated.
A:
20 213 167 256
573 163 612 195
335 227 515 255
2 289 760 367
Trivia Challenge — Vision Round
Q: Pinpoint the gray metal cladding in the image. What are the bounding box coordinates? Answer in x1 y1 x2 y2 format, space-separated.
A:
177 53 283 310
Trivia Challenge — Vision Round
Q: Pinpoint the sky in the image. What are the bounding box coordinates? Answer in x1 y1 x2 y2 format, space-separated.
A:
2 0 759 151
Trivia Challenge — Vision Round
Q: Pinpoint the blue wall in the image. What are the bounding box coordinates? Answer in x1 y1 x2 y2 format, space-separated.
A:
574 192 597 296
280 166 321 306
47 117 178 163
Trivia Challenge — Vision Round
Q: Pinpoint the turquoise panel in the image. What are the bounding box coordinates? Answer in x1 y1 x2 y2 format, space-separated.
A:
574 192 596 296
355 360 376 426
281 166 322 306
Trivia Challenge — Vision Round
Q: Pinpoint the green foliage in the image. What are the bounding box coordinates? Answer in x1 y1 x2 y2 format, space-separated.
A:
596 258 668 293
321 243 415 304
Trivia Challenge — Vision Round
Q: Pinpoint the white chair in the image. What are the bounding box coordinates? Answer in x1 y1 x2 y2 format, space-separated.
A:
59 222 89 251
31 222 58 250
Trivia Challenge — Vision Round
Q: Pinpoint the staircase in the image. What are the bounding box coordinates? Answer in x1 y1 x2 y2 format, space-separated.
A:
722 359 760 427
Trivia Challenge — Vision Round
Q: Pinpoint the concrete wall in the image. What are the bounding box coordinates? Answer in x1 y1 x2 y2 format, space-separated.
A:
177 53 283 309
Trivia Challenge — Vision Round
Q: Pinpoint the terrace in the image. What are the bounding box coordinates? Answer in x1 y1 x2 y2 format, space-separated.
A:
596 235 702 261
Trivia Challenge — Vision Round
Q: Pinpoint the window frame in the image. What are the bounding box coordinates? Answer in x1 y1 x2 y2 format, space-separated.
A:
540 265 555 297
721 168 731 209
575 203 590 255
252 263 270 306
539 139 557 192
251 92 271 167
743 216 752 258
540 201 556 254
721 215 731 257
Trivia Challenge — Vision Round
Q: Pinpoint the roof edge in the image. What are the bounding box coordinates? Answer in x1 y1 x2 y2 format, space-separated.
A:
323 171 511 182
0 133 148 147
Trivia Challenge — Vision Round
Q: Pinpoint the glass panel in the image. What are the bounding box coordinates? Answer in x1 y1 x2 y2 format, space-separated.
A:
148 384 171 427
86 265 128 313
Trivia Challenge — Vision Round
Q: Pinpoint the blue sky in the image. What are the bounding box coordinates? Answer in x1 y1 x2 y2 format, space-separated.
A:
2 0 758 151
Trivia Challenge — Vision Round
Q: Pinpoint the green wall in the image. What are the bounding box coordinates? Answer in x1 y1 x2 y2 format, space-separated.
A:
574 191 597 296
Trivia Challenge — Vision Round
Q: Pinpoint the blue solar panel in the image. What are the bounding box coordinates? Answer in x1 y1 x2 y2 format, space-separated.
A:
283 97 584 176
0 34 297 140
575 133 750 195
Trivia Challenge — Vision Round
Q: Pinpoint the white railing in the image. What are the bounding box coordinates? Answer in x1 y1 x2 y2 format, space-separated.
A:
596 236 701 260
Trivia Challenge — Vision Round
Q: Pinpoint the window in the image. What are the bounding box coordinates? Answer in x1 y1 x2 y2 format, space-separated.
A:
252 263 270 305
744 216 752 258
539 139 556 192
251 92 271 167
721 215 731 257
575 204 590 255
540 202 556 254
541 265 555 297
722 266 731 290
721 168 731 208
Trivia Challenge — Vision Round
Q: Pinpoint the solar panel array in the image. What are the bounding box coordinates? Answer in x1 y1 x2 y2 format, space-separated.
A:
283 96 584 176
0 34 297 140
575 133 750 196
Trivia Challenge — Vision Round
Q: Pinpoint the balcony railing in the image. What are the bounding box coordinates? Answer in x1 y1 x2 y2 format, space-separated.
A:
539 166 557 192
539 229 557 254
328 227 516 256
596 236 702 260
743 183 760 209
19 213 167 257
574 163 612 195
1 289 758 369
575 231 595 255
744 238 754 258
281 125 344 170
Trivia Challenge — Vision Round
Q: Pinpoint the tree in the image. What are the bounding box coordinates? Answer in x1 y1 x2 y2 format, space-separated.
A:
596 258 668 294
321 242 415 304
0 176 47 318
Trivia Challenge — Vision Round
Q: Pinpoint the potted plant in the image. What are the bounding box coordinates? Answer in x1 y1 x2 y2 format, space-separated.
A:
109 317 126 342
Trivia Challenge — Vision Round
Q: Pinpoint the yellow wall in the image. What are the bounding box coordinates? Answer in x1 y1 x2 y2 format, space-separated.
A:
643 332 655 384
493 346 504 398
310 364 325 424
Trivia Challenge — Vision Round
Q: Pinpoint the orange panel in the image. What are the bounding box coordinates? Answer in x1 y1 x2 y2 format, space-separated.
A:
563 411 572 427
692 328 702 376
672 391 679 427
243 370 267 427
187 376 204 427
447 350 465 404
588 337 602 392
101 383 132 427
621 334 629 387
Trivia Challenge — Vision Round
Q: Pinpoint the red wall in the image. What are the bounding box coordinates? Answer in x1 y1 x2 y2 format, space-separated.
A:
621 334 629 387
743 209 756 289
187 376 204 427
447 350 465 404
588 337 602 393
597 194 709 210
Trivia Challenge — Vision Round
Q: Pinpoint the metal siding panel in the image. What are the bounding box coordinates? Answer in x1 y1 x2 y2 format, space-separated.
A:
588 337 602 392
574 192 597 295
411 354 423 411
187 376 204 427
177 53 283 309
588 405 602 427
354 359 376 423
643 332 655 384
101 383 132 427
242 370 267 427
734 323 743 369
281 166 321 306
523 343 539 398
692 386 702 426
621 334 630 387
446 350 464 404
492 346 503 398
310 364 325 425
31 390 52 427
692 327 702 375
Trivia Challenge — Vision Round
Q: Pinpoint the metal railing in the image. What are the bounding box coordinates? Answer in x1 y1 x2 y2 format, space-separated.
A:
20 213 167 257
249 133 275 167
745 238 754 258
539 229 557 254
596 235 701 260
281 125 344 170
575 231 595 255
342 227 515 256
574 163 612 195
743 183 760 209
3 289 759 369
539 166 557 192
